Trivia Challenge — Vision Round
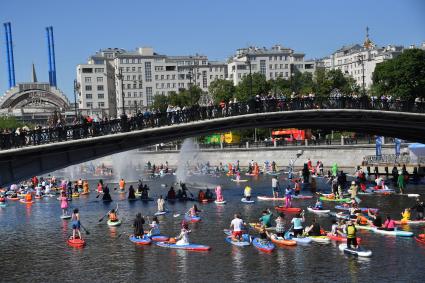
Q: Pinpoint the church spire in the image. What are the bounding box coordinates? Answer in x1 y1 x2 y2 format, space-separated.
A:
363 26 374 49
31 63 38 83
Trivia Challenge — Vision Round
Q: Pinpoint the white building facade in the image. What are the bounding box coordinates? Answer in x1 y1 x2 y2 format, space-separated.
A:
227 44 318 86
77 47 227 117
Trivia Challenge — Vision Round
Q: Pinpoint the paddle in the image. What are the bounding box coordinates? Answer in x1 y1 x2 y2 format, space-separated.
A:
80 223 90 235
98 203 118 222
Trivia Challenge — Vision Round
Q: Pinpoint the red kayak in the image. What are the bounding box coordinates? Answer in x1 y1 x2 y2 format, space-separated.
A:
326 233 361 243
67 237 86 248
275 206 302 213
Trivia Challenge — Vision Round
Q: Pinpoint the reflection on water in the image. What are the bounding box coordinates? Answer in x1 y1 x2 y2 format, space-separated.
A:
0 174 424 282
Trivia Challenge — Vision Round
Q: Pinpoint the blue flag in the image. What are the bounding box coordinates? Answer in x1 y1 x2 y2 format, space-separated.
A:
375 136 382 157
395 138 401 156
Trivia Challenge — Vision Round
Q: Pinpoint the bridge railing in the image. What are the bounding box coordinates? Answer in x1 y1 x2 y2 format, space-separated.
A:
1 96 424 151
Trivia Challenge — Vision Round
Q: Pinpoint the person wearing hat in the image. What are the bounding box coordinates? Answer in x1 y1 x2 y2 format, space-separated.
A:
349 181 358 199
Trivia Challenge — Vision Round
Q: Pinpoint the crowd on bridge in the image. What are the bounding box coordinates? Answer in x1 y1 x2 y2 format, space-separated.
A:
1 95 424 150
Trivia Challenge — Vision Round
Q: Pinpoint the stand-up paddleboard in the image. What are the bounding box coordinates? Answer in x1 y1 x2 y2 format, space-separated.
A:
214 200 227 204
335 205 379 213
310 236 331 243
326 233 361 243
185 215 201 223
60 215 71 220
292 195 314 199
319 196 350 203
107 219 122 226
252 238 275 252
150 235 170 242
129 235 152 245
67 237 86 248
269 235 297 246
372 227 413 237
307 207 330 214
338 243 372 257
156 242 211 251
19 199 34 204
154 211 169 216
275 206 302 213
223 230 251 246
231 179 248 182
286 232 312 244
257 196 286 201
241 198 255 204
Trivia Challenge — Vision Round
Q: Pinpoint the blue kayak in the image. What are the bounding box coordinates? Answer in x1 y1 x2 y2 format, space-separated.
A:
156 242 211 251
129 235 152 245
252 237 275 252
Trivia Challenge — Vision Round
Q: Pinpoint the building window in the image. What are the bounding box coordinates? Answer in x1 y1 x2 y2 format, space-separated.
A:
98 102 105 107
85 85 92 91
269 64 273 70
84 77 91 83
146 87 153 106
138 67 142 72
97 77 103 82
86 93 92 99
145 62 152 82
98 93 104 99
260 60 266 75
86 102 93 108
94 68 104 73
270 73 273 78
132 67 136 72
97 85 104 91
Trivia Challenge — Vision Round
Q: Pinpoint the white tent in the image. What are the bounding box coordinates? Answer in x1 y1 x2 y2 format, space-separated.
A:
408 143 425 163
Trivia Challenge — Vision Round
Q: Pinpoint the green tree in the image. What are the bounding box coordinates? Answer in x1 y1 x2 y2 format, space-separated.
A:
236 73 270 101
208 79 235 103
152 94 169 111
372 48 425 99
269 77 291 97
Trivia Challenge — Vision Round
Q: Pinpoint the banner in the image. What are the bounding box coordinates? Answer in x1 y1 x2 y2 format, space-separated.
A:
375 136 382 157
395 138 401 156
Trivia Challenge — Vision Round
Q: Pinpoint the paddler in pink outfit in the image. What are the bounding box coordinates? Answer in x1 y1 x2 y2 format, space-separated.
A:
215 185 224 202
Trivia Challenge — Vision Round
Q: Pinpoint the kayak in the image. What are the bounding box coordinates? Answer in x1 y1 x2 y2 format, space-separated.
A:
257 196 286 201
231 179 248 182
372 227 413 237
150 235 170 242
72 193 80 198
292 195 314 199
270 235 297 246
107 219 122 226
129 235 152 245
156 242 211 251
395 219 425 225
252 237 275 252
335 205 379 213
307 207 330 214
275 206 302 213
67 237 86 248
60 215 71 220
338 244 372 257
154 211 169 216
241 198 255 204
319 196 350 203
214 200 227 205
310 236 331 243
19 199 34 204
326 233 361 243
185 215 201 223
290 236 312 244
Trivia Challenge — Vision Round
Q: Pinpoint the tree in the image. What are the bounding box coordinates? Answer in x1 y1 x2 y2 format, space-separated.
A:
208 79 235 103
152 94 169 111
313 68 359 96
269 77 291 97
372 48 425 99
291 71 314 94
236 73 270 102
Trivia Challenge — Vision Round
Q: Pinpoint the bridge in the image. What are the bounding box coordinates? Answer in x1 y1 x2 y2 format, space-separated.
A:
1 102 425 185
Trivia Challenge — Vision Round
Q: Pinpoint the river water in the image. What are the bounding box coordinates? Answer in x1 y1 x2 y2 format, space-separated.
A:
0 174 424 283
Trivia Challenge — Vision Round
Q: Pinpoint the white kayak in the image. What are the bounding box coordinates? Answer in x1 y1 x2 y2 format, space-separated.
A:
241 198 255 204
231 179 248 182
60 215 71 220
154 211 169 216
339 244 372 257
307 207 330 214
214 200 227 205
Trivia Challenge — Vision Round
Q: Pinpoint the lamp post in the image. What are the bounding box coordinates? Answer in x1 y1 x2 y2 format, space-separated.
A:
116 68 125 115
358 54 366 96
73 79 79 118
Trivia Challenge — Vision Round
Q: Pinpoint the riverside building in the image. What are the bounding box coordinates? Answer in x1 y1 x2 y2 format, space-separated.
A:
227 44 319 86
77 47 227 117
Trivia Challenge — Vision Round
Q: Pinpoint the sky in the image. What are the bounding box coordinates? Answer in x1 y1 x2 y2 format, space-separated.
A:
0 0 424 99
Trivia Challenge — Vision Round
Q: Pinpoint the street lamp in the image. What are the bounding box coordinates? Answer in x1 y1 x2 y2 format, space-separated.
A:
358 54 366 96
73 79 79 118
116 68 125 115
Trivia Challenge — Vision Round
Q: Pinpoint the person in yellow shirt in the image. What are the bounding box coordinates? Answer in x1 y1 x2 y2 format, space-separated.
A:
401 208 411 222
244 186 252 201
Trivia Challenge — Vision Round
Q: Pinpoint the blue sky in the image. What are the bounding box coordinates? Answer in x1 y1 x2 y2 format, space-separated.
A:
0 0 424 99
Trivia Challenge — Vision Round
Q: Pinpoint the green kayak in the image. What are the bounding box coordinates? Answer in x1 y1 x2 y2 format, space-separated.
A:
319 196 350 203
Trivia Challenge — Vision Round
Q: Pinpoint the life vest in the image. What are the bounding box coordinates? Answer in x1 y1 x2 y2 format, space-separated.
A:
357 216 368 225
25 193 32 201
347 225 356 238
119 180 125 189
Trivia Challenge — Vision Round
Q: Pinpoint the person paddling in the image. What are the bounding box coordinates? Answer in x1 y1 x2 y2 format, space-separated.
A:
174 222 191 246
128 185 136 200
102 186 112 202
71 208 82 240
346 220 358 249
119 178 126 192
148 216 160 236
157 195 165 212
133 213 145 239
59 192 69 216
244 186 252 201
272 177 279 198
380 215 396 231
230 214 245 242
108 209 119 223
